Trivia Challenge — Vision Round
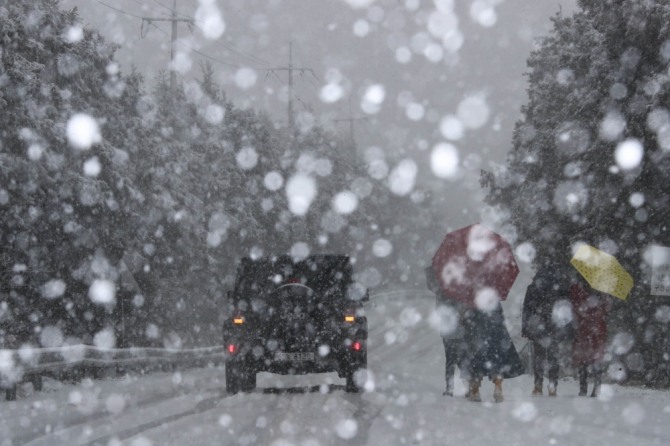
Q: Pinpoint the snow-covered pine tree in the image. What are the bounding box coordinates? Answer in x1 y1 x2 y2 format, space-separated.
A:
483 1 670 386
0 0 159 349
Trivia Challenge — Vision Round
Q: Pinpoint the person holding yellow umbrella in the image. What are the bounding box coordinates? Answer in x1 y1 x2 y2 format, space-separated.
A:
569 242 634 397
568 275 611 397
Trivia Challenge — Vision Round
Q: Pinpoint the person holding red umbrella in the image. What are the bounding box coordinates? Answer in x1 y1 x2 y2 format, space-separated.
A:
431 224 525 402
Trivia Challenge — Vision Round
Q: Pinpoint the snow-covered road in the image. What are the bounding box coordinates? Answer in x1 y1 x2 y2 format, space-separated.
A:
2 291 670 446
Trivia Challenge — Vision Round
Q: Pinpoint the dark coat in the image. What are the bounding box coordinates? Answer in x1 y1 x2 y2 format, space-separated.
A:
522 265 573 341
427 265 523 378
570 282 610 367
426 266 465 339
461 303 526 380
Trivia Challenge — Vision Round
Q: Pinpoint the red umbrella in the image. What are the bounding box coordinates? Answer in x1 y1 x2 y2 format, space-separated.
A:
431 224 519 308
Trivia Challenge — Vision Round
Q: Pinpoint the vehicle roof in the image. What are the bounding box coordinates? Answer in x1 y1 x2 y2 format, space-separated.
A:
232 254 354 301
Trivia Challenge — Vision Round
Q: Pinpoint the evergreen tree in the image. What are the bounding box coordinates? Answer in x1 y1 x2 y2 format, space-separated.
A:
0 0 417 351
0 0 158 348
483 1 670 385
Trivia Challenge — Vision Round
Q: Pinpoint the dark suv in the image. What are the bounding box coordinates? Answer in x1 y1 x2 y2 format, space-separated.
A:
223 255 368 394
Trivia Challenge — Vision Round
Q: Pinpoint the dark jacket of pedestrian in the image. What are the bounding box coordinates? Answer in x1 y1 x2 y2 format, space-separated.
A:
426 265 466 339
461 303 526 380
522 264 573 342
569 281 610 367
522 263 574 395
426 266 466 396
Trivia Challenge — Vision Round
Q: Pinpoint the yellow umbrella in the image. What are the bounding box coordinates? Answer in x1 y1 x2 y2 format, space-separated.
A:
570 244 634 300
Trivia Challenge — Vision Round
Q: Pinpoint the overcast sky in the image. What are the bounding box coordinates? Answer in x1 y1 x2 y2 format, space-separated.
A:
60 0 579 232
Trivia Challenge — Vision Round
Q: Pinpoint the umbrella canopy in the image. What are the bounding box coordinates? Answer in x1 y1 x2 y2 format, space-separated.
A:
570 244 634 300
431 224 519 307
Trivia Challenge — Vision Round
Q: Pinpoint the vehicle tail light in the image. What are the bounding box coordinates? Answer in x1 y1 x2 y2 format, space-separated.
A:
233 316 244 325
352 341 363 351
227 344 237 354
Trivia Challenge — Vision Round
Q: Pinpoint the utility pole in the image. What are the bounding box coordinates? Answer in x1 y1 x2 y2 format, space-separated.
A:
288 42 294 129
139 0 193 92
266 42 316 132
334 98 368 156
170 0 178 91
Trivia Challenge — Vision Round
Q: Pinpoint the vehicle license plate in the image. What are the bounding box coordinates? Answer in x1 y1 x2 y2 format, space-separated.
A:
275 352 315 361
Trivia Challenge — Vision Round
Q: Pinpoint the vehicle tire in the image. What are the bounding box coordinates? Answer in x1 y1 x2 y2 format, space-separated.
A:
225 362 241 394
345 354 367 393
240 369 257 392
345 369 360 393
227 361 256 393
31 374 43 392
6 385 17 401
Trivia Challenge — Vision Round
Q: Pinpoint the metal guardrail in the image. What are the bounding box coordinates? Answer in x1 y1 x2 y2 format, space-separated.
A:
0 345 227 401
366 288 434 307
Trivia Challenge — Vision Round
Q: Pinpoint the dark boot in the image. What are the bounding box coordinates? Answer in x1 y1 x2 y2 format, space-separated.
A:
443 379 454 397
468 378 482 402
547 381 557 397
578 367 588 397
532 377 543 396
493 377 504 403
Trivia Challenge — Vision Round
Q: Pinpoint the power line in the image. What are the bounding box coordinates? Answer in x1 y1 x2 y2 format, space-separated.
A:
98 0 272 72
192 46 243 68
141 0 274 68
150 0 178 15
97 0 192 91
97 0 319 126
269 70 286 86
300 70 320 92
124 0 152 11
333 98 369 155
220 40 273 68
295 96 313 114
265 42 316 130
151 1 193 91
96 0 144 20
148 21 278 74
150 0 198 21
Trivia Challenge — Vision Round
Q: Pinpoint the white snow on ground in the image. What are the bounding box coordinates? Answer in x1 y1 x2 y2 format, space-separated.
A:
1 290 670 446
